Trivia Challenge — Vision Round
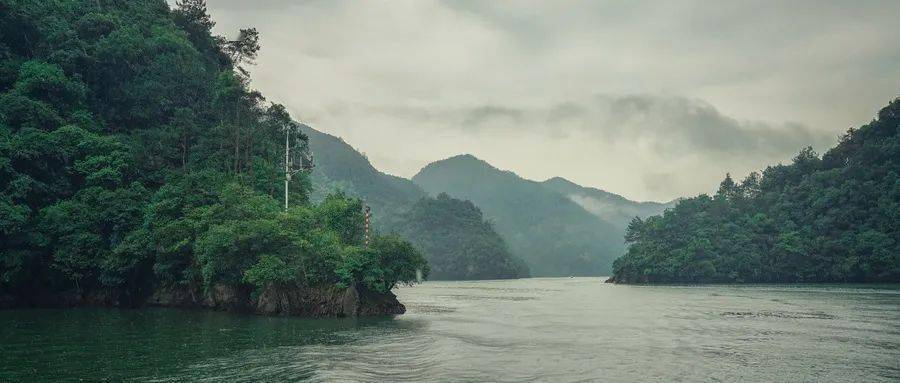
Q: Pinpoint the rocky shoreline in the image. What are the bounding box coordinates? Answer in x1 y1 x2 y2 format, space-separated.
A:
0 284 405 317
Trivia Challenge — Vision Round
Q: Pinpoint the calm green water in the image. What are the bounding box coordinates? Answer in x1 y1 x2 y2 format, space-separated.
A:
1 278 899 382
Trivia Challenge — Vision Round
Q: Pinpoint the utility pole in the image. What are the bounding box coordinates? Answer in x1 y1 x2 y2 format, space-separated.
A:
364 206 371 246
284 125 291 210
282 122 313 211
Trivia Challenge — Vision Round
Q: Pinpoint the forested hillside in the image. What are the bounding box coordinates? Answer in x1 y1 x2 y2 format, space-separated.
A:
611 99 900 283
413 154 624 276
393 193 529 280
0 0 426 306
300 125 526 279
301 125 426 229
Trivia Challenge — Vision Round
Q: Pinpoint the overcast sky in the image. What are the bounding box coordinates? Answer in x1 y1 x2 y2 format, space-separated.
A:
202 0 900 201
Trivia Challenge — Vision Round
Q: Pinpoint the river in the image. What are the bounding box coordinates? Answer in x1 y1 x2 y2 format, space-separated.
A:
1 278 898 382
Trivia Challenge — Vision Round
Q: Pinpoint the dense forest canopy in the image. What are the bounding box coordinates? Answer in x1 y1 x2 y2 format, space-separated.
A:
394 193 528 280
0 0 427 303
611 99 900 283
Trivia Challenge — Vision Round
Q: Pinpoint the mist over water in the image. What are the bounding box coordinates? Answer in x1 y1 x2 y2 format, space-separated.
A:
2 279 898 382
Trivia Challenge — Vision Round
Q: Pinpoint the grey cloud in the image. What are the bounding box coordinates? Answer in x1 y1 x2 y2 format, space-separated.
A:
546 102 587 124
201 0 899 200
341 94 834 160
342 104 528 133
642 172 678 195
593 95 834 158
461 106 524 126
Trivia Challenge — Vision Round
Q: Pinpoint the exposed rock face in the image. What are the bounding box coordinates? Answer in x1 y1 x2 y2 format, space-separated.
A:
605 273 650 284
256 285 405 317
145 285 208 308
254 285 354 316
146 284 405 317
145 284 251 312
7 284 405 318
354 286 406 316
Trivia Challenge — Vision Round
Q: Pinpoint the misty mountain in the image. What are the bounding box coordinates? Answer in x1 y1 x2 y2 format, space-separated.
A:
300 125 426 228
301 126 527 279
412 155 625 276
541 177 676 230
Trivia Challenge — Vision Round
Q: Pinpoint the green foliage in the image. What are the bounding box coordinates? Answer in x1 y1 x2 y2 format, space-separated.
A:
612 99 900 283
316 192 365 245
336 236 429 293
0 0 426 299
38 182 149 288
301 126 529 281
301 124 426 230
394 193 528 280
412 154 623 276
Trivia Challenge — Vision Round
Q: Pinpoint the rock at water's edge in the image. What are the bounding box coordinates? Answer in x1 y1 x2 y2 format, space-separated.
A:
146 284 404 317
6 284 405 318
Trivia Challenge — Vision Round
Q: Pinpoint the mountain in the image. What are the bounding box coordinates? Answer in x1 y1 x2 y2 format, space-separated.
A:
300 125 426 228
541 177 676 230
412 154 624 276
301 126 527 279
393 193 529 280
611 99 900 284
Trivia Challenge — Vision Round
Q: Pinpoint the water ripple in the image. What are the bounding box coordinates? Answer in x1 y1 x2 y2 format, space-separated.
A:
1 280 899 382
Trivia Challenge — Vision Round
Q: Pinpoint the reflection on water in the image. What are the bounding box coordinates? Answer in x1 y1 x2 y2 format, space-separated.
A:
1 279 899 382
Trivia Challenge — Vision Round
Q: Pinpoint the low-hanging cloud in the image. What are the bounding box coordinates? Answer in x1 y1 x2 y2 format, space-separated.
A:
199 0 899 200
340 94 834 161
594 95 833 158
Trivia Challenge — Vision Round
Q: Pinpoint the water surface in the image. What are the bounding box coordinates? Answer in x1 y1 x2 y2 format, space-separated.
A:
1 278 898 382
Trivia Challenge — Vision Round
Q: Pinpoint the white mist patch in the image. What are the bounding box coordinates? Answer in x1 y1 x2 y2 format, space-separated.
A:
567 194 616 218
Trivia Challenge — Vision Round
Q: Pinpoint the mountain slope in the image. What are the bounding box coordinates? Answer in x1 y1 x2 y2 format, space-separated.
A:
393 193 529 280
300 125 426 228
301 126 528 279
412 154 624 276
541 177 676 230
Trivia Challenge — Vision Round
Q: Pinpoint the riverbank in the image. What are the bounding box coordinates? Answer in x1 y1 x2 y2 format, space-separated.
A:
0 284 405 317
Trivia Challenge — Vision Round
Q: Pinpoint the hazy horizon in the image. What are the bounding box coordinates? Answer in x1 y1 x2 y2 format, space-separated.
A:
202 0 900 201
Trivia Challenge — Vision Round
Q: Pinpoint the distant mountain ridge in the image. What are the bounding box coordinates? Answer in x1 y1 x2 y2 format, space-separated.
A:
541 176 676 230
300 124 426 228
303 129 675 277
412 155 627 276
301 126 528 279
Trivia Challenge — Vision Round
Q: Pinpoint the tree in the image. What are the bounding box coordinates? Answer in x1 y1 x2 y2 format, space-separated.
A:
611 99 900 284
222 28 260 77
393 193 528 280
0 0 427 304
